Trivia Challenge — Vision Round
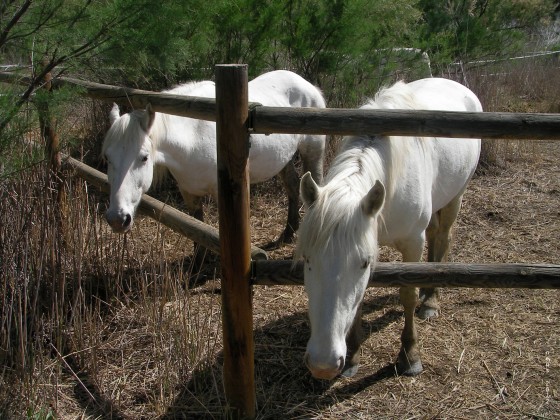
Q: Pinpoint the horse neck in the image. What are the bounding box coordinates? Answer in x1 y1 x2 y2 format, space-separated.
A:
148 112 191 164
148 112 168 152
146 112 172 186
326 136 392 200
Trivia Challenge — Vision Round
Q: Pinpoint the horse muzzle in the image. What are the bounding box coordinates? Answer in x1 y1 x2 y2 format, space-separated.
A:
105 210 133 233
304 353 344 380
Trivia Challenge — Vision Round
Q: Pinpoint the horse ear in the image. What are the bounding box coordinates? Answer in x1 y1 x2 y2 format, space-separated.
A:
141 103 156 133
361 180 385 217
300 171 320 207
109 103 120 124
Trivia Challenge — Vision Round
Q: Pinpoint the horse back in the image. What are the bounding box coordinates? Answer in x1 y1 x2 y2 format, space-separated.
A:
407 78 482 113
249 70 326 108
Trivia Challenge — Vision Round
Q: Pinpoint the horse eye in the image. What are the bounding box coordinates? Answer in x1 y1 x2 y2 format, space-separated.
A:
141 155 149 163
361 258 370 269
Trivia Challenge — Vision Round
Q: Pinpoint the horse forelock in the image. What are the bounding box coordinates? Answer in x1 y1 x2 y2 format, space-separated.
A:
102 109 169 186
296 187 379 268
103 109 167 156
296 131 399 268
296 143 382 267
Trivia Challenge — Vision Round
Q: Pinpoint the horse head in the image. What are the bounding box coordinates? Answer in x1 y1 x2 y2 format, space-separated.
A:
103 103 157 233
297 172 385 380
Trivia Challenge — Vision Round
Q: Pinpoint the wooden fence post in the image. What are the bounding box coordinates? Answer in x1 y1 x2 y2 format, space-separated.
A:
215 65 255 418
37 59 66 215
38 61 61 174
36 59 67 314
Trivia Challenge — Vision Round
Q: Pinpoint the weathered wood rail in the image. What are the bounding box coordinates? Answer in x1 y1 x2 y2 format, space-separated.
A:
2 70 560 139
64 155 267 260
0 72 218 121
251 106 560 139
252 260 560 289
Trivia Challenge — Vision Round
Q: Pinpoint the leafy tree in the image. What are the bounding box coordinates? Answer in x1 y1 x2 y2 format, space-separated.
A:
0 0 120 172
418 0 557 69
97 0 219 86
273 0 422 104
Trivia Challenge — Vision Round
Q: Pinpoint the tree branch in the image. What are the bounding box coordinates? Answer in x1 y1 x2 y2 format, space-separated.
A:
0 0 32 48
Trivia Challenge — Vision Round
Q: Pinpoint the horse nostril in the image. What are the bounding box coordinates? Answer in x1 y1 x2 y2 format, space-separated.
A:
123 214 132 228
338 356 345 372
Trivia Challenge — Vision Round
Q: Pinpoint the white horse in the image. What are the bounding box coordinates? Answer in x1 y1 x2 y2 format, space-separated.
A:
103 70 326 253
296 78 482 380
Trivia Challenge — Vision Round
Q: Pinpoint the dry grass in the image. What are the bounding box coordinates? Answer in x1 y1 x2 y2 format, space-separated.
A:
3 138 558 419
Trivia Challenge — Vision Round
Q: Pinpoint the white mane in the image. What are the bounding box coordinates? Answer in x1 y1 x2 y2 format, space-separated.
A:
295 80 421 264
164 80 214 96
364 80 417 110
150 80 215 151
295 138 382 266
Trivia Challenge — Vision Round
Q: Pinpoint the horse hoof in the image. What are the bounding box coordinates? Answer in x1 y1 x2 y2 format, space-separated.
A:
261 240 281 251
417 305 438 320
341 363 359 378
396 359 423 376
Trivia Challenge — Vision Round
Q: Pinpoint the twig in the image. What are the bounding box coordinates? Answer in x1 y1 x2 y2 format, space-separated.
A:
482 360 507 403
50 342 97 404
512 385 531 405
457 348 466 373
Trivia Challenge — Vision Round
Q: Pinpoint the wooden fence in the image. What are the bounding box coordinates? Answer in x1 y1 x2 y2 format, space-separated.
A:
2 65 560 418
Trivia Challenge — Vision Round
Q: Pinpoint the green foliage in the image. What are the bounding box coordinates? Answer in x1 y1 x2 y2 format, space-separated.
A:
418 0 557 68
0 0 555 178
0 0 557 169
3 0 556 95
0 83 39 176
95 0 217 86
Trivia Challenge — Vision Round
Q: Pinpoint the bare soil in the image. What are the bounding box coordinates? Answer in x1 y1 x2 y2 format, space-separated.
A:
18 140 560 419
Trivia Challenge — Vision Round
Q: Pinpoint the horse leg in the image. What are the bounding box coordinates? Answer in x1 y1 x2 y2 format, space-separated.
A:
397 286 423 376
396 236 425 376
419 194 464 319
342 304 363 377
299 135 325 185
180 191 207 275
263 159 300 250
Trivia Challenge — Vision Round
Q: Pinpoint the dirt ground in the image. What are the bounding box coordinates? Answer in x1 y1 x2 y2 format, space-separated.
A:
32 139 559 419
199 139 559 419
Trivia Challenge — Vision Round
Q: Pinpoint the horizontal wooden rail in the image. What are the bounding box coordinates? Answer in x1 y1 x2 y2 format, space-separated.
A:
0 71 217 121
3 71 560 139
64 156 268 260
252 260 560 289
250 106 560 139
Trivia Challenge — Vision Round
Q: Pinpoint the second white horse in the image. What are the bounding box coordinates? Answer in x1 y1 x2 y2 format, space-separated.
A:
103 70 326 252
